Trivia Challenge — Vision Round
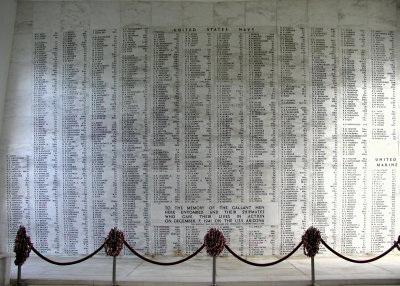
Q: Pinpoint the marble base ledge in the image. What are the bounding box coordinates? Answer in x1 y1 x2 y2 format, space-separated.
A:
7 280 400 286
8 255 400 286
0 254 11 286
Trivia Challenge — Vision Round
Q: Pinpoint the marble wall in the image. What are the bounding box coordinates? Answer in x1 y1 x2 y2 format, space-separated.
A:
0 0 17 259
2 0 400 257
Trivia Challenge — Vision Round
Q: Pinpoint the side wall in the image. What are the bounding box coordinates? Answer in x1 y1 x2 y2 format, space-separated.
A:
0 2 17 285
0 0 17 254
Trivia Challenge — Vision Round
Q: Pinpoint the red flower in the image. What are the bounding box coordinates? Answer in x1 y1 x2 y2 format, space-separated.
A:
104 228 124 257
204 228 225 257
14 226 32 266
302 226 321 257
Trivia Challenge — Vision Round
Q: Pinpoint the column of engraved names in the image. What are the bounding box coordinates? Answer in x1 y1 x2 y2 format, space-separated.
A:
183 29 212 203
61 30 89 254
33 32 60 253
215 30 244 203
7 155 31 251
370 30 396 141
369 30 397 252
278 27 308 253
151 30 181 255
214 29 245 254
90 29 118 249
339 28 367 253
247 28 277 255
310 27 338 247
182 29 212 253
121 27 150 253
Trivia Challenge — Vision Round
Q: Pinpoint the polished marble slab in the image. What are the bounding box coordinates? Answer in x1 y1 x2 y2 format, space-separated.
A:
9 253 400 285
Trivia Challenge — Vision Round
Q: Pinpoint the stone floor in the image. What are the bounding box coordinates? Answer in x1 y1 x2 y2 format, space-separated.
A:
8 252 400 285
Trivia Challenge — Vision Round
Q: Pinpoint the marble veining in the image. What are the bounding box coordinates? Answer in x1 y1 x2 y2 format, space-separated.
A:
33 2 61 32
367 0 397 29
183 2 214 27
61 1 90 31
338 0 368 26
14 2 33 35
277 0 307 26
121 1 152 27
151 2 183 26
90 2 120 29
308 0 338 26
214 2 245 26
245 0 276 27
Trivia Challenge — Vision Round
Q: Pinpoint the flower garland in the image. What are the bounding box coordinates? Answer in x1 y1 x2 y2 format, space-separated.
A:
104 228 124 257
14 226 32 266
302 226 321 257
204 228 225 257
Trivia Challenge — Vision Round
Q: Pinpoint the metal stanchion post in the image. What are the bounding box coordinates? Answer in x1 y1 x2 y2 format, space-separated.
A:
111 227 118 286
211 255 216 286
15 265 27 286
311 256 315 285
111 255 117 286
17 265 21 285
17 265 21 284
311 256 319 286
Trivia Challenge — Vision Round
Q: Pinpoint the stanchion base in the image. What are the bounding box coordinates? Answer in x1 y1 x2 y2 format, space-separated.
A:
12 281 28 286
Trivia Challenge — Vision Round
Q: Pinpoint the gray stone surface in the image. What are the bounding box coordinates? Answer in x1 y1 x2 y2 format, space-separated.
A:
0 254 11 286
8 254 400 286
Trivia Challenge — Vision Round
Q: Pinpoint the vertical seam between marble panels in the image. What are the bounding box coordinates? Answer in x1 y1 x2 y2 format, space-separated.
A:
126 260 146 276
244 1 247 26
334 0 339 250
212 1 215 27
274 0 281 254
306 0 311 228
181 1 184 27
150 1 153 28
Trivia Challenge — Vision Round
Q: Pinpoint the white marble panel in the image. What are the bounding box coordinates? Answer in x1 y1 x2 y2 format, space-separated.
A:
308 0 338 27
245 0 276 27
10 33 32 64
152 2 183 26
367 0 397 29
214 2 245 26
183 2 214 27
15 1 33 35
90 2 120 29
6 63 31 94
0 116 32 145
121 1 152 27
0 254 11 284
4 92 32 118
33 1 61 32
61 1 90 31
338 0 368 26
277 0 307 26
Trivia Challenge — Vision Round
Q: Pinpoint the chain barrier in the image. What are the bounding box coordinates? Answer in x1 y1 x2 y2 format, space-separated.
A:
321 238 399 264
13 225 400 286
123 240 205 266
224 242 303 267
30 243 105 266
